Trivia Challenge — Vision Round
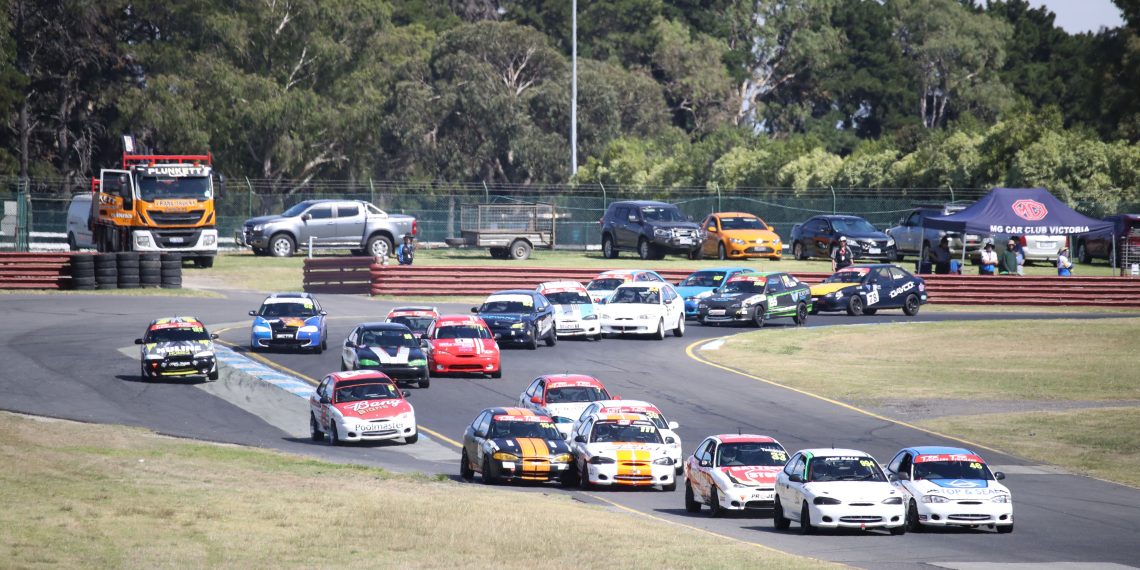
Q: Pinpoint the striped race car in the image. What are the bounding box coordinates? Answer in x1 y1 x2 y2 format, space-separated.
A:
384 306 438 339
809 264 927 317
340 322 430 388
135 316 219 381
695 272 810 327
536 281 602 340
422 315 501 378
460 407 574 485
684 434 788 516
569 413 677 491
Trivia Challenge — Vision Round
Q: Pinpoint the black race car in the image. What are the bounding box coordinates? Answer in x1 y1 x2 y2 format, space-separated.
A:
473 289 557 349
340 322 430 388
696 272 811 327
135 316 219 381
460 407 574 485
809 264 928 316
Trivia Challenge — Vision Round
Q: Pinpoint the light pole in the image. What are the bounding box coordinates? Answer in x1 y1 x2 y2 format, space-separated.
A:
570 0 578 177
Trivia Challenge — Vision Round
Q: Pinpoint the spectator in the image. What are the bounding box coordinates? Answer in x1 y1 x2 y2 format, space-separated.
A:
927 236 952 274
1013 237 1026 275
831 235 853 272
979 241 998 275
1057 247 1073 277
998 239 1020 275
395 234 415 265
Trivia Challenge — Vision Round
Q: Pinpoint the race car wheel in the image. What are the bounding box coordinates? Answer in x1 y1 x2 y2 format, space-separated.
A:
638 238 653 261
890 523 907 536
460 450 474 481
903 293 921 316
329 424 342 446
527 326 539 350
697 316 708 326
578 463 593 490
846 295 865 316
793 302 807 326
207 367 219 381
684 481 702 513
310 414 324 442
404 432 418 444
269 233 295 257
560 467 578 487
863 308 878 315
545 326 557 347
793 242 806 260
773 498 790 530
593 331 603 341
906 500 924 533
809 305 819 315
799 502 814 535
673 315 685 337
996 521 1014 534
718 242 728 260
490 369 502 379
340 360 348 372
653 319 666 340
602 235 618 259
313 342 323 355
139 362 150 381
753 308 766 328
662 479 676 492
419 375 430 389
482 456 498 485
709 488 723 517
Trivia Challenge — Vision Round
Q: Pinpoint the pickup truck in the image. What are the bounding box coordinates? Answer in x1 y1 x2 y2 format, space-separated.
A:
238 199 416 258
885 205 985 260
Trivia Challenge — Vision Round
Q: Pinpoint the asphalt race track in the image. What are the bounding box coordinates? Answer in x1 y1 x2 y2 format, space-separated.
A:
2 290 1137 569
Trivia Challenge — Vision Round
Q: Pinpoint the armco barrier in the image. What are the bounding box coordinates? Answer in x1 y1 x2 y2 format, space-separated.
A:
0 252 72 289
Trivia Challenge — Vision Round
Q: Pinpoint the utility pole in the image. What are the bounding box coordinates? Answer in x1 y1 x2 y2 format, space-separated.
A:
570 0 578 178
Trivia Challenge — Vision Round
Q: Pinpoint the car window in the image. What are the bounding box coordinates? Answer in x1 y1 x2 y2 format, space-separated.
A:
780 275 797 289
434 324 491 339
766 279 785 294
336 205 360 218
785 454 805 476
694 440 712 463
888 267 907 280
641 206 686 222
808 456 886 482
545 386 608 403
578 403 599 423
475 412 492 436
906 212 921 226
306 207 333 220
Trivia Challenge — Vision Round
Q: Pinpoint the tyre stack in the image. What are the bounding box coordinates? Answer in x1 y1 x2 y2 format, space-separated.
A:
160 253 183 289
116 252 141 289
139 252 161 288
94 253 118 290
69 254 95 290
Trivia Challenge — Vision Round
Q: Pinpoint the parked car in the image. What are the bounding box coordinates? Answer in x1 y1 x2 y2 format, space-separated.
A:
699 212 782 260
790 215 896 261
237 199 416 258
66 193 94 250
599 200 705 260
983 233 1065 264
885 205 985 260
1076 214 1140 264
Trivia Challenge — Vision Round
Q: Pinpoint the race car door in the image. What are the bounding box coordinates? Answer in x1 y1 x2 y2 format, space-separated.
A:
661 285 683 328
522 377 547 411
341 327 361 369
763 277 788 315
689 438 717 502
864 267 893 309
466 411 493 469
313 376 335 432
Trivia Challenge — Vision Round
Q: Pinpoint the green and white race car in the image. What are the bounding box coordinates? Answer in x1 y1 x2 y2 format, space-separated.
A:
695 272 811 327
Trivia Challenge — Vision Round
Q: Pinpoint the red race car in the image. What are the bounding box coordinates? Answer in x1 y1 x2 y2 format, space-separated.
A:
423 315 501 378
385 306 439 339
309 370 418 445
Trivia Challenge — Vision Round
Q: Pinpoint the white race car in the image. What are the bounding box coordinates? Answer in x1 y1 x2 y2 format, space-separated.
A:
536 281 602 340
572 399 682 472
885 446 1013 533
774 448 906 535
684 434 787 516
518 374 614 440
308 371 417 445
598 282 685 339
569 413 676 491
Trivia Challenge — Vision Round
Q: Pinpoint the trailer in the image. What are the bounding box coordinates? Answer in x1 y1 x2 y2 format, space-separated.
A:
446 203 555 260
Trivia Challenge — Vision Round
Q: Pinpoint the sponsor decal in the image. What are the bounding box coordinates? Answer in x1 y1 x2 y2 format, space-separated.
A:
141 165 208 177
493 414 551 422
1012 199 1048 221
343 399 402 415
988 224 1090 234
914 453 983 463
721 466 782 486
888 281 915 299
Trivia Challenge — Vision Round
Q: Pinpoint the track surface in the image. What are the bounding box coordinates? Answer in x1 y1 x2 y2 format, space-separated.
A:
2 290 1137 569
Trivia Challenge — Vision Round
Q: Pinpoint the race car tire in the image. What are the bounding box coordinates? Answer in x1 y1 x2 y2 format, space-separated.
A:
799 502 814 535
490 369 502 379
793 242 806 260
578 463 593 490
709 488 723 517
996 521 1014 534
419 376 430 389
545 327 557 347
405 432 418 445
602 235 618 259
793 302 807 326
340 360 348 371
310 414 324 442
863 308 877 315
890 524 907 536
773 498 790 530
638 238 654 261
906 500 924 533
684 481 702 513
367 235 394 259
139 361 149 381
269 233 295 257
673 315 685 337
593 331 603 341
329 424 342 446
753 308 766 328
207 367 219 381
662 480 676 492
697 316 708 326
718 243 728 260
560 468 578 487
846 295 865 316
460 450 474 481
482 456 498 485
527 326 539 350
313 342 323 355
903 293 921 316
653 319 666 340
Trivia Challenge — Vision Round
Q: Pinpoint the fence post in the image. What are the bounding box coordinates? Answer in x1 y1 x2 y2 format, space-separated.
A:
369 177 375 205
15 178 29 252
948 185 955 204
482 181 490 203
245 176 254 218
715 182 722 212
598 182 607 210
830 186 836 214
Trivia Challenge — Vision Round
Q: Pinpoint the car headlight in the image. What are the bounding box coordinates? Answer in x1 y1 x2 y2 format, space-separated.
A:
698 303 707 309
510 322 525 329
813 497 842 505
881 496 903 505
299 325 319 333
492 452 519 461
252 325 271 333
588 456 616 464
134 234 153 248
582 314 598 320
202 234 216 246
921 494 950 503
550 453 572 463
654 228 670 238
252 224 264 232
695 290 714 299
145 354 164 360
729 238 746 245
193 351 215 359
991 495 1011 503
886 238 896 247
741 297 760 308
652 457 674 466
409 359 427 366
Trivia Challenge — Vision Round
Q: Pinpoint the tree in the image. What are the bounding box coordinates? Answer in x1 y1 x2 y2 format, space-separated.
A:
651 17 736 134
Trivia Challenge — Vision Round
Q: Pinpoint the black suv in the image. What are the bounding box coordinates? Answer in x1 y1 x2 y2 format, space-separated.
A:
600 200 705 260
789 215 896 261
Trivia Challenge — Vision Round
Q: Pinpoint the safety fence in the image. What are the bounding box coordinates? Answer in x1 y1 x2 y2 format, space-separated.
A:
0 253 71 289
0 252 184 290
300 260 1140 307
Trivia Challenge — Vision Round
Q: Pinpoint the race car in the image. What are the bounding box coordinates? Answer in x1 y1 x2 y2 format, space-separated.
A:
684 434 788 516
571 400 682 472
584 269 665 304
518 374 613 440
422 315 501 378
308 370 417 445
598 282 685 339
885 446 1013 533
774 448 906 535
340 322 430 388
473 289 557 349
809 264 927 316
384 306 439 339
248 292 328 353
460 407 574 485
134 316 219 381
569 413 676 491
675 266 756 318
695 272 810 327
536 281 602 340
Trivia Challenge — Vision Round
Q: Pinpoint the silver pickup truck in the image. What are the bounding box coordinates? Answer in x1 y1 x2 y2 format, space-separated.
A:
237 199 416 258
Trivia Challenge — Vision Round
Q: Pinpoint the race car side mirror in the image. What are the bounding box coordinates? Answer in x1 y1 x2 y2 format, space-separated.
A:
789 474 803 483
344 340 354 347
994 471 1006 481
475 429 486 438
897 472 910 481
210 333 219 339
133 338 143 344
318 395 329 404
420 340 430 349
665 437 676 444
248 310 256 316
471 307 479 313
668 421 679 430
699 460 710 468
574 435 586 443
320 311 327 316
530 395 542 405
888 473 899 482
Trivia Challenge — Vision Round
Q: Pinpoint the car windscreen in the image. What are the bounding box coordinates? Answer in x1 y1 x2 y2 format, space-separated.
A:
679 271 725 288
608 287 660 304
434 325 491 339
807 456 886 482
545 386 609 403
824 270 867 284
282 202 310 217
360 329 417 347
258 302 318 318
586 279 624 291
543 291 591 305
488 420 562 440
721 280 764 294
387 316 434 331
590 421 663 444
145 327 209 343
641 206 687 222
479 299 533 314
831 218 879 235
914 460 993 481
136 176 211 201
335 382 400 403
716 443 787 467
719 216 767 230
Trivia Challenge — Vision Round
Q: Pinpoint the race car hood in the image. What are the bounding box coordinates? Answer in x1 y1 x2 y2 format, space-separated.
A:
142 340 212 358
333 398 411 421
490 437 570 457
541 402 591 422
600 303 665 318
356 345 426 366
255 315 316 329
809 283 859 296
675 285 718 299
479 314 529 328
585 442 669 460
552 303 595 320
704 292 764 307
431 337 496 355
911 478 1010 498
719 466 782 487
805 481 900 502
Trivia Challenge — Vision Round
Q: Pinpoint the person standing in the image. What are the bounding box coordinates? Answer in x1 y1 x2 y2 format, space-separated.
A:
831 235 853 272
979 240 998 275
1057 247 1073 276
998 239 1020 275
927 236 952 274
395 234 416 265
1013 237 1026 275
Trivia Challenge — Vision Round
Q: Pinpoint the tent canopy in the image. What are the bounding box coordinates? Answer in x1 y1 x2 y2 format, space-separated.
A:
924 187 1112 236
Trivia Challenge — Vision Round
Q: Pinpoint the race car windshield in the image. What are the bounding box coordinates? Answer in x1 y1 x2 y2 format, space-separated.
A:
679 272 724 287
387 316 434 331
545 386 609 403
719 216 767 230
435 325 491 339
335 382 400 403
914 460 993 481
721 280 764 294
609 287 660 304
136 176 211 201
641 207 688 222
831 218 879 235
360 329 417 347
488 421 562 440
716 443 787 467
591 422 662 444
824 271 867 284
586 279 624 291
259 302 318 318
543 291 591 305
145 327 209 343
479 300 533 314
807 457 886 482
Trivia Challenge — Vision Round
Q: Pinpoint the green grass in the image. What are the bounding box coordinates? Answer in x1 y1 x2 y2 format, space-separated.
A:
0 413 833 569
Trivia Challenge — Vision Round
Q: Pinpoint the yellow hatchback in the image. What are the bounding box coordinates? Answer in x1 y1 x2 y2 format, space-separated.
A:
700 212 782 260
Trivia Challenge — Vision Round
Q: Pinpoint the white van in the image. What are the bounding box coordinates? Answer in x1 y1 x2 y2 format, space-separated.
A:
66 193 94 250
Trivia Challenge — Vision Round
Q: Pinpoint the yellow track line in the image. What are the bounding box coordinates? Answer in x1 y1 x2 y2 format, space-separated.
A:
684 335 1005 455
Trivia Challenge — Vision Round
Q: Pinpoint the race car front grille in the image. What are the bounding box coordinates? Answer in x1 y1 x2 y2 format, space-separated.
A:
956 501 983 505
948 514 991 522
614 475 654 482
744 500 775 509
359 429 399 437
839 516 883 523
449 364 485 371
848 502 875 507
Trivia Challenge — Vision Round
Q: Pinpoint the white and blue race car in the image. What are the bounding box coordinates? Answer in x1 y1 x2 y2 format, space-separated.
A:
537 281 602 340
885 446 1013 533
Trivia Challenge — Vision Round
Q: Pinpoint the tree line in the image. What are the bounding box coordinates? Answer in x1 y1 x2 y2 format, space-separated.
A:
3 0 1138 212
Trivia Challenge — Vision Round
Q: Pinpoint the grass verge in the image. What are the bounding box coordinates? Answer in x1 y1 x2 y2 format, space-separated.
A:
0 412 832 569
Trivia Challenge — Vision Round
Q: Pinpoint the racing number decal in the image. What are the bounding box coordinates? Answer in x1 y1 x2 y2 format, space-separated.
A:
767 297 777 309
866 289 880 305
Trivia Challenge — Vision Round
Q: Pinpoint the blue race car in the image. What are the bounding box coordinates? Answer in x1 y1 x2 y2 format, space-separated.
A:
472 289 557 349
808 264 927 316
675 266 756 318
249 292 328 353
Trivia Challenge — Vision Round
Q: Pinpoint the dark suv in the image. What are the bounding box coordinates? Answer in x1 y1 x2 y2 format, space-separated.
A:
789 215 896 261
600 200 705 260
1077 214 1140 264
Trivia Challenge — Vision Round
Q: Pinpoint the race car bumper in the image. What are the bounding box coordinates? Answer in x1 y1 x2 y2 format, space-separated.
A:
489 325 536 344
585 462 675 487
717 486 777 511
913 501 1013 528
696 305 756 323
493 458 572 482
250 328 321 349
807 502 905 530
600 318 661 335
811 296 847 312
337 418 417 443
359 363 429 382
143 355 216 378
554 318 600 337
430 355 499 375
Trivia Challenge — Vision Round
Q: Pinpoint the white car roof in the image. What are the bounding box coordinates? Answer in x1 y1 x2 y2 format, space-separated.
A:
800 448 872 458
538 280 588 292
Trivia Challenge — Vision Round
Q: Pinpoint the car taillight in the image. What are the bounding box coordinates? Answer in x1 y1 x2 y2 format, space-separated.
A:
1019 236 1027 246
411 219 417 237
